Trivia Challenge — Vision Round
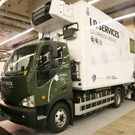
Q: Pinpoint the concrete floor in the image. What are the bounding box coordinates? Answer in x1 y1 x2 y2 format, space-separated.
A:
92 109 135 135
0 100 135 135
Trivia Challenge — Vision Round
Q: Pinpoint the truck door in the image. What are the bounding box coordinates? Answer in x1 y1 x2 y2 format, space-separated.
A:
33 44 64 106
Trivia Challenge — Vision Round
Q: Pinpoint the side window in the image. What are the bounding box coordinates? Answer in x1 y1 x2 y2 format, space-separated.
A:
55 47 63 66
37 45 63 87
130 38 135 54
37 45 50 87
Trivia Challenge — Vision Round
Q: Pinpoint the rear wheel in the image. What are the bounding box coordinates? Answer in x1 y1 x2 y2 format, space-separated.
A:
48 102 70 133
112 87 122 108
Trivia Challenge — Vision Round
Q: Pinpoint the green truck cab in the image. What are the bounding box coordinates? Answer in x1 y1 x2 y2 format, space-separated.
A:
0 40 73 133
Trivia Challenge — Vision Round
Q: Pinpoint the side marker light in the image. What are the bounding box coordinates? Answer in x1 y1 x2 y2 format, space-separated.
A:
41 96 46 100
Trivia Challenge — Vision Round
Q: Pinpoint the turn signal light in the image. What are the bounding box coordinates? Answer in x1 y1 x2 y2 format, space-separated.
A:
41 96 46 100
72 59 76 62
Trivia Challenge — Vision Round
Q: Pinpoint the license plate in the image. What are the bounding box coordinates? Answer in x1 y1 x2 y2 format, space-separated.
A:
4 114 11 120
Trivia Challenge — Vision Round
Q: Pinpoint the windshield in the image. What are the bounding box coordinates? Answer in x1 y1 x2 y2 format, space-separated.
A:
3 45 37 75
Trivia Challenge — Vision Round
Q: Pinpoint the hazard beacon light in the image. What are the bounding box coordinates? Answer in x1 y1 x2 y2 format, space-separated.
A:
32 0 74 34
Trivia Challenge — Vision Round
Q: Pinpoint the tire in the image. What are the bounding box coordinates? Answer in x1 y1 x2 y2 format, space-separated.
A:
112 88 122 108
48 102 70 133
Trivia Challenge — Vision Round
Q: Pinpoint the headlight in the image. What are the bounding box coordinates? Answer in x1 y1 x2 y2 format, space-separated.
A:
21 95 35 107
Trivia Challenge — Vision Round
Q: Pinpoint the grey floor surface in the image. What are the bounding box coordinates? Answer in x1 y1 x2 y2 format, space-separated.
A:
0 100 135 135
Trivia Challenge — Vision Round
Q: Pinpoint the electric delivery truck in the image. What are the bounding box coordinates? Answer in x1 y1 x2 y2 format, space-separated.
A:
0 0 135 133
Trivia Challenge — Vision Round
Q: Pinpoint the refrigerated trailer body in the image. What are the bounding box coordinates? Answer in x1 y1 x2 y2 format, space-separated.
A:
0 0 135 133
67 1 135 90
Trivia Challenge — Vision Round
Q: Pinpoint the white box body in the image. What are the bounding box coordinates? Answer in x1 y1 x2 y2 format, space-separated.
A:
69 1 135 90
39 1 135 91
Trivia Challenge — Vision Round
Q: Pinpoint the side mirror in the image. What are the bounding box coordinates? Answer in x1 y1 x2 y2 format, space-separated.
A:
50 59 59 68
49 41 58 58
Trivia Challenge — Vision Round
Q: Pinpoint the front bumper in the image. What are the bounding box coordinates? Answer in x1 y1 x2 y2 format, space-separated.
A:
0 100 46 127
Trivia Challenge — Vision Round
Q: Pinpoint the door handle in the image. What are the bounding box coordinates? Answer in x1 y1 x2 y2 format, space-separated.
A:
61 85 67 90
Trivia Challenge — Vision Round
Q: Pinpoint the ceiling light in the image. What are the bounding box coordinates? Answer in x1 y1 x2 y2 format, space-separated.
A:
86 12 135 30
0 28 34 46
114 12 135 21
3 53 7 55
1 58 8 61
7 50 14 53
88 0 101 5
0 0 7 6
3 50 14 55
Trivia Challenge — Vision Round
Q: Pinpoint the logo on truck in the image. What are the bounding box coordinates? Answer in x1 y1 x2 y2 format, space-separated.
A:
90 18 120 39
91 36 102 46
2 81 13 86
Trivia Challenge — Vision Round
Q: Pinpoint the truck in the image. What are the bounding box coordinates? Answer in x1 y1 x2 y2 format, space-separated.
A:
0 0 135 133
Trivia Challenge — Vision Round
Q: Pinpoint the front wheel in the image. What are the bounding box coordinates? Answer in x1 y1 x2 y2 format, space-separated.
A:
112 87 122 108
48 102 70 133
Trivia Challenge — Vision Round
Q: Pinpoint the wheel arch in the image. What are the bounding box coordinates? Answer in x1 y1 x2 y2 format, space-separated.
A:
111 85 124 102
45 92 73 125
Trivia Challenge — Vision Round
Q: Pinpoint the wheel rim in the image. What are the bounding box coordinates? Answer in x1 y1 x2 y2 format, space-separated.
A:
116 92 121 105
55 108 67 128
